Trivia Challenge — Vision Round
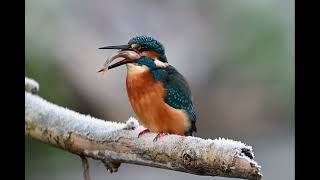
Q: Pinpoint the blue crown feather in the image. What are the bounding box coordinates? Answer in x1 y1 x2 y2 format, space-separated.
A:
128 36 166 57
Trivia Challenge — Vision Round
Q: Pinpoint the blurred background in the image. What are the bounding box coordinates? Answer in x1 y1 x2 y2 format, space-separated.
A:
25 0 294 180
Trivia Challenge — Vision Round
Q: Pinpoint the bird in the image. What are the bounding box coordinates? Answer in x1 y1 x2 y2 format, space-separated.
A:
98 36 197 141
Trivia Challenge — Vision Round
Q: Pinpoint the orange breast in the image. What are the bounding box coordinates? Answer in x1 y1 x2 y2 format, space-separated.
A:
126 70 190 135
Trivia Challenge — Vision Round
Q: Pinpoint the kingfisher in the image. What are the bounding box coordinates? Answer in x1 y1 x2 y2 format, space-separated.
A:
98 36 197 141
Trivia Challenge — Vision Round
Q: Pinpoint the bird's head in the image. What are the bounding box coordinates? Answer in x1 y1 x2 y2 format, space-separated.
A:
98 36 168 72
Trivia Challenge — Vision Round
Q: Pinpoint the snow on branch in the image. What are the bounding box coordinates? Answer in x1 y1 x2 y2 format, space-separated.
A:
25 77 262 180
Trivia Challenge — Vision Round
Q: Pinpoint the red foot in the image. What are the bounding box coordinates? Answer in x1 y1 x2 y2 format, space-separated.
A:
138 129 150 138
153 132 169 142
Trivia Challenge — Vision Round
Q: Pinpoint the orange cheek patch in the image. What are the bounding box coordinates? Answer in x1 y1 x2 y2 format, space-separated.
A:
142 51 159 60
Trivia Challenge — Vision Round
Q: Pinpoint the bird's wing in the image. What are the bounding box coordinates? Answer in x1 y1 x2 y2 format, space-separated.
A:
152 65 197 135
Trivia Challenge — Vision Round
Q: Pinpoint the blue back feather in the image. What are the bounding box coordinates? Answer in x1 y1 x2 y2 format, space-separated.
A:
136 57 197 126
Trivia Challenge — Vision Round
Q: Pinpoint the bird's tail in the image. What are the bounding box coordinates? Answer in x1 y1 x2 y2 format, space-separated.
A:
186 121 197 136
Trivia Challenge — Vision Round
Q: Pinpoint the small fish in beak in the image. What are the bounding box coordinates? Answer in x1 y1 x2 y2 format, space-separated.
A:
97 48 141 74
97 50 122 73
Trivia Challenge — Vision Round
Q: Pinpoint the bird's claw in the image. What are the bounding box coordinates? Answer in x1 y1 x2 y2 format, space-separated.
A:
153 132 169 142
138 129 150 138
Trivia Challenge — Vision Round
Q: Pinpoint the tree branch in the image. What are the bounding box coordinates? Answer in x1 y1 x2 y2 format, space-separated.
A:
25 77 262 180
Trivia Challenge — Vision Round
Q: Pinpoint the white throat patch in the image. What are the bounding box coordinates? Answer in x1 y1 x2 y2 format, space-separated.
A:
126 58 169 75
126 64 149 74
154 59 169 68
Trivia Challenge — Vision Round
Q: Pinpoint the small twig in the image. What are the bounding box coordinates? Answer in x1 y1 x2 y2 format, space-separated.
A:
81 156 91 180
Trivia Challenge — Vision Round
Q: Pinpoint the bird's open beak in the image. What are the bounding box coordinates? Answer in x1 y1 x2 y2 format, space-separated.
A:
99 45 131 50
98 45 141 72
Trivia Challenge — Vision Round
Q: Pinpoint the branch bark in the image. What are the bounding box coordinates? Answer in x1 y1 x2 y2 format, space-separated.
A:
25 77 262 180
